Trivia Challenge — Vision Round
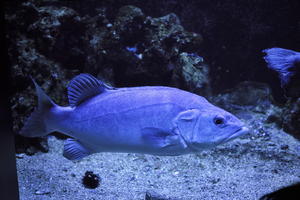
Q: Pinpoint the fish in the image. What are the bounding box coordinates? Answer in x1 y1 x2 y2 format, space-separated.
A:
20 73 249 160
262 47 300 86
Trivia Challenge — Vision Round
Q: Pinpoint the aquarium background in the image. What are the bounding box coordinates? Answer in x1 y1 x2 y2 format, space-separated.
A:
5 0 300 199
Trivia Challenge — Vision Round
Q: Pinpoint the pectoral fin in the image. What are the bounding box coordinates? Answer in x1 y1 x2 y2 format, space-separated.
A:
63 138 90 161
141 127 179 148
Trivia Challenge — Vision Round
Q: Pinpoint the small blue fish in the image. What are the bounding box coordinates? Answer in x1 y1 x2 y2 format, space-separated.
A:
20 74 249 160
263 48 300 86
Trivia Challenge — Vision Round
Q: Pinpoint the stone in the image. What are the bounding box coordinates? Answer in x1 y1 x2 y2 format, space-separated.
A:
281 98 300 139
212 81 274 113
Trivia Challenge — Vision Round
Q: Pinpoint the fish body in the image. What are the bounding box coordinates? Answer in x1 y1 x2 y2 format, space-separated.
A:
20 74 249 160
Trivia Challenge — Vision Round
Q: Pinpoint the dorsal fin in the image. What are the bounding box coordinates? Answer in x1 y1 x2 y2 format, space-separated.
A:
67 73 112 107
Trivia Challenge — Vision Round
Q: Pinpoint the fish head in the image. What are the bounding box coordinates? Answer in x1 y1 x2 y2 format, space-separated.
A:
175 107 249 151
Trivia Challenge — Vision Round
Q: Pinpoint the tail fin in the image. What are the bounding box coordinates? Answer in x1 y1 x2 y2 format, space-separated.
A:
262 48 300 85
19 79 57 137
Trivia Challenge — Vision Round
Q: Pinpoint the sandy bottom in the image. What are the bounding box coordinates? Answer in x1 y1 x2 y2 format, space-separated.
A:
16 112 300 200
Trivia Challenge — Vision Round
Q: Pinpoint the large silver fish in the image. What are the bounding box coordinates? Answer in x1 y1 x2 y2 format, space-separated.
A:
20 74 249 160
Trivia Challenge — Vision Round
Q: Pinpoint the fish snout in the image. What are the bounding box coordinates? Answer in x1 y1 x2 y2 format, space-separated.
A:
237 126 249 136
226 126 249 142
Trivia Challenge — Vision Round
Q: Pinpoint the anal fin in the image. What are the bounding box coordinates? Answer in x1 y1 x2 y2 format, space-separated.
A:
63 138 90 161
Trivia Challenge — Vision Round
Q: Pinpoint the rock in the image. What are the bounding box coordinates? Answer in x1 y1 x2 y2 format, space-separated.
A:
15 136 49 155
280 145 289 150
212 81 274 113
172 52 210 95
265 107 283 127
259 182 300 200
86 6 205 89
114 5 144 36
15 153 25 159
34 189 51 195
281 98 300 139
82 171 100 189
145 191 176 200
252 85 300 140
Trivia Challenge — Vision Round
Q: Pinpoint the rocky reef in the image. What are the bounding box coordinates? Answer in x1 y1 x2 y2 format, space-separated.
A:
5 1 208 154
5 0 300 154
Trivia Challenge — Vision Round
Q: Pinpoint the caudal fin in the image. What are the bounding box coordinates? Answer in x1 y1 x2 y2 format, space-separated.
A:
19 79 57 137
262 48 300 85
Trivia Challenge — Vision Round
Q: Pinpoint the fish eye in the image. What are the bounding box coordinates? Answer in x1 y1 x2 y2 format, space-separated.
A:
213 116 226 126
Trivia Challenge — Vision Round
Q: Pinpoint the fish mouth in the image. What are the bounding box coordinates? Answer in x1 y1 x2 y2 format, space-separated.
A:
226 126 249 141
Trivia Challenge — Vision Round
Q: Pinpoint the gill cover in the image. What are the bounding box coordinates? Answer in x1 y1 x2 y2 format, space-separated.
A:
172 109 201 149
